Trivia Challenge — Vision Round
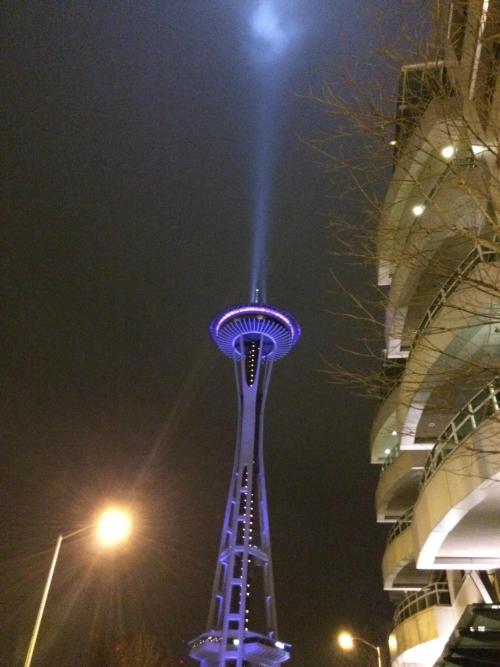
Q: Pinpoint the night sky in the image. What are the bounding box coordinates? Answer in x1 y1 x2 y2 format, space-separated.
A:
3 2 395 665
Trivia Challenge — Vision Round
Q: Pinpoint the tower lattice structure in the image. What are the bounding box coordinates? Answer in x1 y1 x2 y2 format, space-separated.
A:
189 303 300 667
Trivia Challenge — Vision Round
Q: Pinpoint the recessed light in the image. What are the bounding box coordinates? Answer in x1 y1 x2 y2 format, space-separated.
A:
384 448 391 455
412 204 425 217
391 430 398 436
440 144 455 159
389 139 397 146
472 144 487 155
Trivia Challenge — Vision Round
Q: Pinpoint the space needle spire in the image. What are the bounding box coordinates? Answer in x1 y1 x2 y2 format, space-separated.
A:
189 301 300 666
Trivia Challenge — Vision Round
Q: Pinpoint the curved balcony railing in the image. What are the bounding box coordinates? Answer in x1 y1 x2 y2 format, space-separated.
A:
378 358 406 400
387 507 414 545
395 61 454 157
421 377 500 489
394 581 451 626
411 241 499 354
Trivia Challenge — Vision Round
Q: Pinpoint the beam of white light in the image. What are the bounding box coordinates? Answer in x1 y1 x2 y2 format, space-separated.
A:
251 1 287 54
247 1 305 298
249 0 300 60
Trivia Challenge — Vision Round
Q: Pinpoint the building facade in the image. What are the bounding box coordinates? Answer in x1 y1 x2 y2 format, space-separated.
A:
373 1 500 665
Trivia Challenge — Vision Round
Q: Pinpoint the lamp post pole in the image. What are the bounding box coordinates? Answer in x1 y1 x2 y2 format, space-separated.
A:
23 534 63 667
338 631 382 667
23 527 89 667
23 508 131 667
355 638 382 667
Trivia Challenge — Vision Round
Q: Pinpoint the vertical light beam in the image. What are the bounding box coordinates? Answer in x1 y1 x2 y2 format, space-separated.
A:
247 1 297 303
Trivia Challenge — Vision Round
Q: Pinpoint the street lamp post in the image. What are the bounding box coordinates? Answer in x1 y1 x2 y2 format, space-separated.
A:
337 630 382 667
23 508 132 667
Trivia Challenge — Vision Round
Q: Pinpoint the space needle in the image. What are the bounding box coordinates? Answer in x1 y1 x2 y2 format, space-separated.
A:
189 294 300 666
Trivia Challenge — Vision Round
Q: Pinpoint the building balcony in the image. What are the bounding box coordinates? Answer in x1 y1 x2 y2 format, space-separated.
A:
396 255 500 450
389 581 454 667
376 449 426 522
378 81 463 287
384 167 489 359
413 378 500 570
371 382 400 463
446 1 468 64
394 62 455 155
435 603 500 666
381 509 432 592
382 509 421 591
409 242 499 356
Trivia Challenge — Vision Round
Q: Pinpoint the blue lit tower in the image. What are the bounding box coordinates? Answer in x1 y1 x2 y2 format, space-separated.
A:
189 301 300 667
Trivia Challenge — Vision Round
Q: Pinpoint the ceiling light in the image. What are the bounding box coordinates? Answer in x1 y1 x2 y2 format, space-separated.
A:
440 144 455 159
391 430 398 436
412 204 425 217
389 139 397 146
472 144 487 155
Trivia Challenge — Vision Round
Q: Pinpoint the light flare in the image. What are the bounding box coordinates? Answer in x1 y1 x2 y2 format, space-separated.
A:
96 507 132 547
338 631 355 651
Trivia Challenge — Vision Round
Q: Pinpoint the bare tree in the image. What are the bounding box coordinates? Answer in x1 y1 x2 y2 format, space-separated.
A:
308 1 499 425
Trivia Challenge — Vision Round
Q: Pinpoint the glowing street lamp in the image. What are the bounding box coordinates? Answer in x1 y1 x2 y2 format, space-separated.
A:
337 630 382 667
96 507 132 547
23 506 132 667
